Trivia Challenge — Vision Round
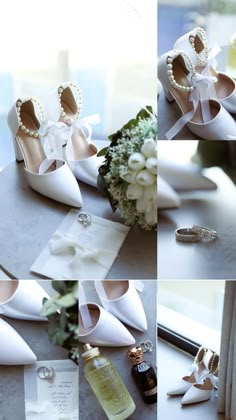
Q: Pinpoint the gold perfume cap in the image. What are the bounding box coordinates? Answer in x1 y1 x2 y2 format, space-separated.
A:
81 343 100 360
127 346 144 365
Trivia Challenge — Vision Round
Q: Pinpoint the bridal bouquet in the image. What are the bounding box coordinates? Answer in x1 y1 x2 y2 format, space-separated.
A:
41 281 78 364
98 107 157 230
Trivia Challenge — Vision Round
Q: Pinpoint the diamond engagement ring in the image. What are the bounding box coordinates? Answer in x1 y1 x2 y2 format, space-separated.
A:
175 225 217 243
192 225 217 239
77 212 92 226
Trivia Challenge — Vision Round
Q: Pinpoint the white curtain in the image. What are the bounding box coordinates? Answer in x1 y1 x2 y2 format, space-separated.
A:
217 281 236 420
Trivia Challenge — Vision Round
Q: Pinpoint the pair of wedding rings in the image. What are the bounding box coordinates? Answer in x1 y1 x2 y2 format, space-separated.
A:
37 366 55 380
175 225 217 243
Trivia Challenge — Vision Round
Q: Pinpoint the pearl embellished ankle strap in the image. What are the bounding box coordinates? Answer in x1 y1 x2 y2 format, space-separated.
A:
16 97 45 138
57 82 82 123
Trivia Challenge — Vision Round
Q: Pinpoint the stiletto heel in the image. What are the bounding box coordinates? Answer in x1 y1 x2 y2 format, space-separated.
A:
13 135 24 161
163 87 174 103
7 97 83 207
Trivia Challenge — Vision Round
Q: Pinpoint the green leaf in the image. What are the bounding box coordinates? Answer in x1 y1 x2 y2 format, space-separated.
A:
97 147 108 157
71 282 78 299
56 293 77 308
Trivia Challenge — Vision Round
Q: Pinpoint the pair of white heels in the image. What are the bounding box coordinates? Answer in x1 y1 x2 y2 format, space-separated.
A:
158 26 236 140
79 280 147 347
167 346 219 405
7 82 101 208
0 280 49 365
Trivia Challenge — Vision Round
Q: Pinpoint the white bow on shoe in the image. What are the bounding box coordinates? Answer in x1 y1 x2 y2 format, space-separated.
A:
94 280 147 332
174 26 236 115
0 280 49 321
0 318 36 365
43 82 102 188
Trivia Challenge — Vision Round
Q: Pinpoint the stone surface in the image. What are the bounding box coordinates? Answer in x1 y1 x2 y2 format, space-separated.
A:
0 161 156 280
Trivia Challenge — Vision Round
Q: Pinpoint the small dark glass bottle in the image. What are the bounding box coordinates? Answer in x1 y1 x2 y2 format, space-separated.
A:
127 346 157 404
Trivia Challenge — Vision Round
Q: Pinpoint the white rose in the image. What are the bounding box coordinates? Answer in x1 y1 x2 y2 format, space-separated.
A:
128 152 146 171
143 185 157 201
120 169 138 184
146 157 157 175
136 169 156 186
136 197 147 213
145 207 157 225
141 138 157 158
126 184 144 200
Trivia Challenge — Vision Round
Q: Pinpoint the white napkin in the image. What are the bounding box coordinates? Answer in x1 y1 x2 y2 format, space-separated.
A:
30 210 129 279
24 360 78 420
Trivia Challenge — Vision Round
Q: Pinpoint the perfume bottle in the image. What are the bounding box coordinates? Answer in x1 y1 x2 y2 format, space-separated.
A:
226 34 236 79
81 343 136 420
127 346 157 404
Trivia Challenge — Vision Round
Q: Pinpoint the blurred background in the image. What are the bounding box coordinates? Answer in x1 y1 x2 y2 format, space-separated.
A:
158 0 236 55
0 0 156 170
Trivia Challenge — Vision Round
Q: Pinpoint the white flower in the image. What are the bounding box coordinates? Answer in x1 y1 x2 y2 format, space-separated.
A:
120 169 138 184
136 197 147 213
128 152 146 171
146 157 157 175
126 184 144 200
136 169 156 186
143 185 157 201
141 138 157 158
145 207 157 225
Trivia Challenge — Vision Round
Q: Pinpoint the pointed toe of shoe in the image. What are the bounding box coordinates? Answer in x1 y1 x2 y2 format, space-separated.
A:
69 149 103 188
158 176 181 209
25 162 83 207
79 303 135 347
181 385 213 405
0 319 37 365
94 281 147 332
1 280 49 321
167 379 192 396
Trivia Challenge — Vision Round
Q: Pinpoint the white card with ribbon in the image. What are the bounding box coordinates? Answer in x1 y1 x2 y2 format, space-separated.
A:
24 359 78 420
30 209 130 279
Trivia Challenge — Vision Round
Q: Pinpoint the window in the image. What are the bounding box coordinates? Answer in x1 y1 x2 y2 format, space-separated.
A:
158 281 225 354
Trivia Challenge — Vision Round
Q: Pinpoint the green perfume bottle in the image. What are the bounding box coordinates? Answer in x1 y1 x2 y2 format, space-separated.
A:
226 34 236 79
82 344 136 420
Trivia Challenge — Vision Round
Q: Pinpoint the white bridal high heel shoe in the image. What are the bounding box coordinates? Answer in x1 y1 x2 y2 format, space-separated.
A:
7 97 83 207
44 82 102 188
174 27 236 114
0 280 49 321
158 175 181 209
79 302 135 346
94 280 147 332
167 346 209 396
181 352 219 405
158 50 236 140
0 318 36 365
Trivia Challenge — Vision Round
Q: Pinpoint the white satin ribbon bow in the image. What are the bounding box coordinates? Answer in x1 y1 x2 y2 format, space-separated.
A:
49 232 115 268
41 114 100 161
166 73 217 140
